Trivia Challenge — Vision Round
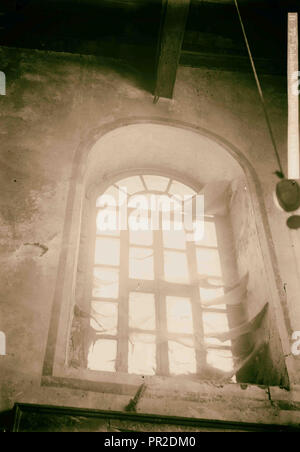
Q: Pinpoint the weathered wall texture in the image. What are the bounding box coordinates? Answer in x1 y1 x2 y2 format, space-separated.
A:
230 178 289 386
0 45 300 428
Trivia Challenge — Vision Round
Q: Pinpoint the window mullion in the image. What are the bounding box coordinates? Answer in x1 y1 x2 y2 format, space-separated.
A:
116 228 129 372
154 219 170 376
186 240 206 374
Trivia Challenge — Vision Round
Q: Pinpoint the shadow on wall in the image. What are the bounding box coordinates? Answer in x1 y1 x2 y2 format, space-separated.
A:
0 0 161 94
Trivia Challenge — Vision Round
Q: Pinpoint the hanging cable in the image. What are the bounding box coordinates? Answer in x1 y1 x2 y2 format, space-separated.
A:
233 0 285 177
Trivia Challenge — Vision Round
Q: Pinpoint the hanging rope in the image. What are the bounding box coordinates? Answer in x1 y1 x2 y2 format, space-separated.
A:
234 0 285 177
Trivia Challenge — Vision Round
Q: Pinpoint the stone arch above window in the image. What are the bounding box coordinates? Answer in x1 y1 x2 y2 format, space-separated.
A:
44 122 291 394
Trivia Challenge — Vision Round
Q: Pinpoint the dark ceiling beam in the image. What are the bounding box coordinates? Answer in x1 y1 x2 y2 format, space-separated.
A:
180 50 286 75
154 0 190 99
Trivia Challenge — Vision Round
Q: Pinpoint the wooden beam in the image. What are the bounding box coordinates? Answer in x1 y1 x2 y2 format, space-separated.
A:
154 0 190 99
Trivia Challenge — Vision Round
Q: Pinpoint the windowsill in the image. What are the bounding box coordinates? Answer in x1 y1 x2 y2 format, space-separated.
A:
34 372 300 429
47 363 268 403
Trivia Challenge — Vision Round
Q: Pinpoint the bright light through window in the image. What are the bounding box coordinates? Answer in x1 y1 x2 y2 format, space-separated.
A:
87 174 233 379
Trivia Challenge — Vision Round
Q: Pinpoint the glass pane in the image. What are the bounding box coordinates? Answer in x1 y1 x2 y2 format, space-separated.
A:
93 268 119 299
128 333 156 375
195 221 218 247
199 287 226 309
207 349 234 373
164 251 190 284
96 209 119 236
169 180 196 198
94 237 120 266
163 195 183 213
163 224 186 250
130 229 153 246
196 248 222 277
116 176 144 195
128 194 150 226
90 301 118 335
203 312 229 335
166 296 193 334
200 287 224 301
129 292 155 330
143 175 170 192
149 194 182 213
129 248 154 280
87 339 117 372
168 340 197 375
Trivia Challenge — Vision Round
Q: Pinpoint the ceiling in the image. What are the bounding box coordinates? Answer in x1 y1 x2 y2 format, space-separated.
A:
0 1 299 85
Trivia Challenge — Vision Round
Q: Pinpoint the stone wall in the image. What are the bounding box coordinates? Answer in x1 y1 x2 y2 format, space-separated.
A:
0 45 300 428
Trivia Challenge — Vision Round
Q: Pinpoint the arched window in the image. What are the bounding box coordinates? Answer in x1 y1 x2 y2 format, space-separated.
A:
72 173 236 379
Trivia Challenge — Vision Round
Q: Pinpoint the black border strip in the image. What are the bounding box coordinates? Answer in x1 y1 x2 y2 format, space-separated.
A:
12 403 300 432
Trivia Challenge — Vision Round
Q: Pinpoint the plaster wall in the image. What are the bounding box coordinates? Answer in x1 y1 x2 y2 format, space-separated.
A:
0 46 299 427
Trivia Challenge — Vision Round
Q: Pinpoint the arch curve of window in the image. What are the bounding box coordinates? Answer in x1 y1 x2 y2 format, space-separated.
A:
44 123 291 392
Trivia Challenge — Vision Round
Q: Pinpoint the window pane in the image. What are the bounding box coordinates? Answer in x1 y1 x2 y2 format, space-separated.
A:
168 181 196 198
96 209 119 236
199 287 226 309
116 176 144 195
93 268 119 299
90 301 118 335
168 340 196 375
203 312 229 335
207 349 234 373
200 287 224 301
163 225 186 250
141 194 182 214
94 237 120 266
88 339 117 372
195 221 218 247
166 296 193 334
129 248 154 280
159 195 182 213
164 251 190 283
129 292 155 330
128 333 156 375
130 229 153 246
128 195 150 224
143 175 169 192
196 248 222 277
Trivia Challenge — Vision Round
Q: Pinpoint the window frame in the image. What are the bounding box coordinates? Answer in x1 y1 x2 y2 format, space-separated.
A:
41 121 293 398
79 171 235 379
